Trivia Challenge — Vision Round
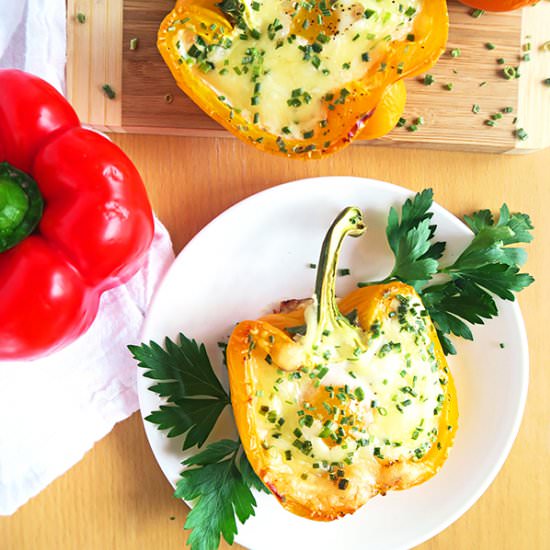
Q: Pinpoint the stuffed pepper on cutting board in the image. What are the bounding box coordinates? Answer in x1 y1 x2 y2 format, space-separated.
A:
159 0 448 158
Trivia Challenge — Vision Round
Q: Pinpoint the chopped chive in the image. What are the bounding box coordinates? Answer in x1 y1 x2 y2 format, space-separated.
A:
423 74 434 86
503 66 517 80
317 366 329 379
129 37 139 51
354 387 365 401
515 128 528 141
102 84 116 100
338 478 349 490
76 12 86 24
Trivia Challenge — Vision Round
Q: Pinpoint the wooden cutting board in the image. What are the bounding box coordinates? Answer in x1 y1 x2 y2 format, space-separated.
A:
67 0 550 153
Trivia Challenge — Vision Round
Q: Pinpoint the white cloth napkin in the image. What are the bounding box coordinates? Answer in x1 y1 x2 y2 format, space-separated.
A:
0 1 176 515
0 0 66 93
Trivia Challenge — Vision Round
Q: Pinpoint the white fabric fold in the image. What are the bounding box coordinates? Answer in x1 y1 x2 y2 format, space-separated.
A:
0 0 66 93
0 220 174 515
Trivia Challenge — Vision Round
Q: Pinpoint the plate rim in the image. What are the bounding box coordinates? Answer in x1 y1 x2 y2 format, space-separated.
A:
137 176 529 550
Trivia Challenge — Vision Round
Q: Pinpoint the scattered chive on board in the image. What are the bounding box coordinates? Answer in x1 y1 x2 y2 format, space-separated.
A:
101 84 116 99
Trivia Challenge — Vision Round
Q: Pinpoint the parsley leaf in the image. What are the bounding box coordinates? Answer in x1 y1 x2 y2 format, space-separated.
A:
360 188 445 290
422 203 534 354
131 337 268 550
421 280 497 355
239 451 270 494
175 439 261 550
385 189 444 289
388 218 440 290
447 203 534 274
129 334 229 449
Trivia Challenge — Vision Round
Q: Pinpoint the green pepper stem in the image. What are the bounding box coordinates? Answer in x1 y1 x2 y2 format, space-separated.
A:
0 162 44 253
314 207 366 332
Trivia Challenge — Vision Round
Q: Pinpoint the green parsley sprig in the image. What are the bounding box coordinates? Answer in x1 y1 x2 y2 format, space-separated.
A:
129 335 267 550
359 190 534 355
175 439 268 550
130 334 230 450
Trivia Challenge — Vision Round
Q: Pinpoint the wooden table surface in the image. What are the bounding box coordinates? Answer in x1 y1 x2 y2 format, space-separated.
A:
1 136 549 549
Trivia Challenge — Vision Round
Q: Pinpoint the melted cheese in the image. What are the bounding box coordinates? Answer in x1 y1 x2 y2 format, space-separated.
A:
172 0 420 136
253 292 446 479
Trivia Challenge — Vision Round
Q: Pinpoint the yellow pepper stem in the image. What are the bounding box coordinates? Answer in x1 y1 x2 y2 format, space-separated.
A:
313 207 366 337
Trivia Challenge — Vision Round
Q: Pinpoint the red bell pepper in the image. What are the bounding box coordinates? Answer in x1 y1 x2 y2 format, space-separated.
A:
0 69 154 360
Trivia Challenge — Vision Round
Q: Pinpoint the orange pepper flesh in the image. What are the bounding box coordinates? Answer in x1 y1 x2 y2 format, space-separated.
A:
158 0 448 159
358 80 407 141
459 0 538 11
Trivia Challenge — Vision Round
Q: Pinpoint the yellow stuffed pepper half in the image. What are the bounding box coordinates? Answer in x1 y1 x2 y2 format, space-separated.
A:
158 0 448 158
227 207 458 520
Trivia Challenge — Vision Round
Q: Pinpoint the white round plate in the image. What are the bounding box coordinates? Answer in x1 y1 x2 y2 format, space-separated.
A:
138 177 528 550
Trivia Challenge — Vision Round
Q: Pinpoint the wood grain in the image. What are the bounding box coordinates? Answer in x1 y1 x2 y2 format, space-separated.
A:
67 0 550 151
0 137 548 550
120 0 519 149
516 5 550 153
67 0 123 130
116 1 549 152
